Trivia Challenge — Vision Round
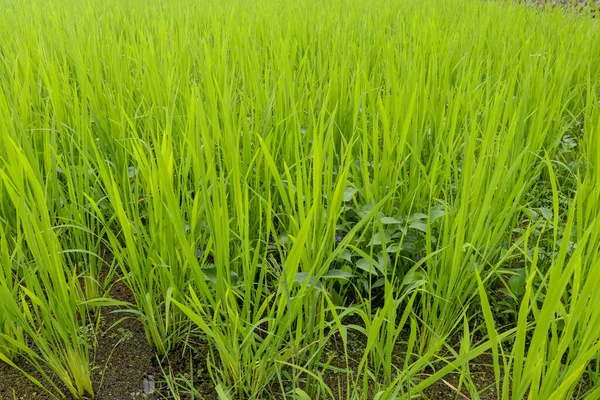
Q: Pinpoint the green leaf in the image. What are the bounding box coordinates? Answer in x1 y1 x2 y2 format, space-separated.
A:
357 203 378 218
367 230 393 246
380 216 402 224
409 220 427 232
343 186 358 202
127 166 139 178
202 267 217 282
508 269 526 296
293 272 323 289
524 208 539 221
372 277 385 288
201 267 239 285
429 205 445 222
216 384 233 400
356 258 379 276
293 388 312 400
323 269 354 280
402 268 426 287
386 243 402 253
537 207 553 220
408 213 428 222
277 234 289 245
336 249 352 263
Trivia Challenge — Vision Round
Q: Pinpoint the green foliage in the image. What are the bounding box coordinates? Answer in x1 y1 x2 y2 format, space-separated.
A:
0 0 599 398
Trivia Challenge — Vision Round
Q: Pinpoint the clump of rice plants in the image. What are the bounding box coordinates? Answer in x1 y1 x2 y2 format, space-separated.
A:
0 0 599 398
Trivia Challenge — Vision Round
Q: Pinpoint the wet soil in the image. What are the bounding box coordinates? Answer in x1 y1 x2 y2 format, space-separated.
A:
0 279 166 400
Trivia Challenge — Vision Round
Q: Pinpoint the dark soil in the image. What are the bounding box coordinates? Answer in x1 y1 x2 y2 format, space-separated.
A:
422 354 500 400
92 281 163 400
0 279 167 400
0 360 48 399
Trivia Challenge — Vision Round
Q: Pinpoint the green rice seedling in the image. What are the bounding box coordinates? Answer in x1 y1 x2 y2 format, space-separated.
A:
476 203 600 399
0 140 94 398
474 89 600 399
0 222 25 361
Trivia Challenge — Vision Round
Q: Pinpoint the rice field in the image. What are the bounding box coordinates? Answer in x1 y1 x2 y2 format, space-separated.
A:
0 0 599 398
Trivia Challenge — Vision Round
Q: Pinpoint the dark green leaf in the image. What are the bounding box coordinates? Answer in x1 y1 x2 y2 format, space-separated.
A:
408 213 428 222
323 270 354 280
336 249 352 263
386 243 402 253
202 267 239 285
343 186 358 202
430 205 445 222
537 207 553 220
409 220 427 232
380 217 402 225
356 258 379 276
293 272 323 289
127 166 139 178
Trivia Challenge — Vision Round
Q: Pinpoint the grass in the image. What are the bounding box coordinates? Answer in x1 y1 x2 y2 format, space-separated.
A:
0 0 599 398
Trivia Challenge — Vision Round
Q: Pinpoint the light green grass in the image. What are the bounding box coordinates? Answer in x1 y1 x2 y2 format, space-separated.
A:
0 0 599 398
